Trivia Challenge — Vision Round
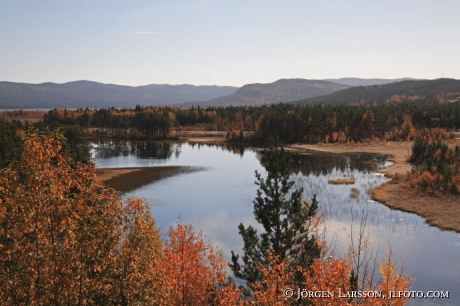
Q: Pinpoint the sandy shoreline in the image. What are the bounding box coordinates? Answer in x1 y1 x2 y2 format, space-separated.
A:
290 142 460 233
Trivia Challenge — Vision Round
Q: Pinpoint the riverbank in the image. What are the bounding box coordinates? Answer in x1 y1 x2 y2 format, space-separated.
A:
290 141 460 233
97 166 203 193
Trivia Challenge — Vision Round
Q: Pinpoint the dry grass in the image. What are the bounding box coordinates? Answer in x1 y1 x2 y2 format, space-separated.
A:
372 181 460 233
328 176 356 185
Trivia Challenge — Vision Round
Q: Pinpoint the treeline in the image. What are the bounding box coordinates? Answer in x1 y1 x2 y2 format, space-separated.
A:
43 106 172 139
33 101 460 143
409 138 460 195
3 99 460 145
253 103 460 143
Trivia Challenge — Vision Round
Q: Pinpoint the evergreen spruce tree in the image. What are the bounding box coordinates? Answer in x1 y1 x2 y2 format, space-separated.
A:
231 137 320 290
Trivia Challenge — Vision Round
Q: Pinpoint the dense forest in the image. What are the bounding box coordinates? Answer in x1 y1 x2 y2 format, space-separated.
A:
408 138 460 195
8 100 458 144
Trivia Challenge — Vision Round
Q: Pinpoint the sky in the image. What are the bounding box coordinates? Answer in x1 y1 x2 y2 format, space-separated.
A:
1 0 459 87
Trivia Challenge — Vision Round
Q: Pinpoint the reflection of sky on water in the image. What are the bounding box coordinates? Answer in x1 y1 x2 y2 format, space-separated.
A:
94 142 460 306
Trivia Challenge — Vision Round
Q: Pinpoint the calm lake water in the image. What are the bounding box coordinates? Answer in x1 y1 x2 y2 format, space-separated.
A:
93 140 460 306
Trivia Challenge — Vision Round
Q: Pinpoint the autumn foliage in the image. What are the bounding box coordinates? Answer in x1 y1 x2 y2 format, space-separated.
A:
162 223 241 306
408 138 460 195
246 247 413 306
0 130 240 305
0 130 124 304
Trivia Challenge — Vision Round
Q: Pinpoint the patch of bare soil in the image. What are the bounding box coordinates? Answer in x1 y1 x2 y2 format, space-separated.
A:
290 142 460 233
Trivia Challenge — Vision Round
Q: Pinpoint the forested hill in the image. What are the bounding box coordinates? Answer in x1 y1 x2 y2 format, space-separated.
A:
293 78 460 106
183 79 350 107
323 77 415 87
0 81 238 109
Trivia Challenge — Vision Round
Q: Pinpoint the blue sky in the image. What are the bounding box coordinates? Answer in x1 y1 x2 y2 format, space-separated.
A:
1 0 459 86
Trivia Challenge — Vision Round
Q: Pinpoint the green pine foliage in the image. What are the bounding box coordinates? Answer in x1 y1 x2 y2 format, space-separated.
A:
231 137 320 289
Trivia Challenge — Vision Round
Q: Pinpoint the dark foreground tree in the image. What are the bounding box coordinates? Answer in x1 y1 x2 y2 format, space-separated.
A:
0 119 23 169
231 137 321 293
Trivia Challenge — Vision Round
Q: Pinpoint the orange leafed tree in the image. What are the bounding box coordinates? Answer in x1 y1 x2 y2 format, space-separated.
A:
249 247 413 306
249 253 293 305
0 130 166 304
0 130 121 304
162 222 241 306
300 257 353 306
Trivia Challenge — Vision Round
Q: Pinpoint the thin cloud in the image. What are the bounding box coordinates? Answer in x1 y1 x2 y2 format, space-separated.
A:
198 67 218 75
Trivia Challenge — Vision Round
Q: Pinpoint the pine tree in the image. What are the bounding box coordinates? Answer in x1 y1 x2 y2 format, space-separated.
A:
231 137 320 291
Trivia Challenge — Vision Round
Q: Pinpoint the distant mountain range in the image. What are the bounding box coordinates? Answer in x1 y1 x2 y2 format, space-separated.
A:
293 78 460 106
0 81 238 109
183 79 350 107
0 77 444 109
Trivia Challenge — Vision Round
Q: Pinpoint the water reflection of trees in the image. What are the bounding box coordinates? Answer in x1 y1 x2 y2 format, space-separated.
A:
292 153 390 176
92 140 181 160
255 150 390 176
188 142 248 157
92 140 250 160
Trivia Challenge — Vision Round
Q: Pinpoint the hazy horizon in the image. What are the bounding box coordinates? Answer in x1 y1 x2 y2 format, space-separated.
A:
1 1 459 87
0 76 423 87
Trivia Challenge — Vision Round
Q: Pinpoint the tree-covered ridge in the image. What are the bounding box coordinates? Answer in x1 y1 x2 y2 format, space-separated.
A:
293 78 460 106
183 79 350 107
323 77 415 87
